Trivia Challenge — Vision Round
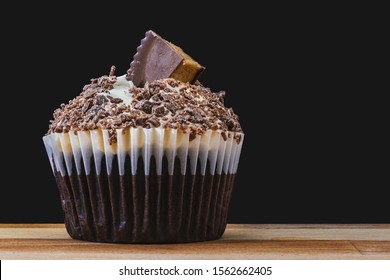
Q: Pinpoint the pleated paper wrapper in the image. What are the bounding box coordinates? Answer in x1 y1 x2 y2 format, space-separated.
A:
43 128 243 243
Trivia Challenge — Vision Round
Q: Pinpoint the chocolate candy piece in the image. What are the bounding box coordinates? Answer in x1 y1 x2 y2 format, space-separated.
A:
126 30 205 86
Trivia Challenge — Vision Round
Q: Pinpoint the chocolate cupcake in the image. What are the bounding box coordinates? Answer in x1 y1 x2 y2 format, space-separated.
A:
43 31 244 243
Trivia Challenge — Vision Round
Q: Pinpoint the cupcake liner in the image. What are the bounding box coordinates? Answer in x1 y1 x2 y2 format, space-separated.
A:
43 128 243 243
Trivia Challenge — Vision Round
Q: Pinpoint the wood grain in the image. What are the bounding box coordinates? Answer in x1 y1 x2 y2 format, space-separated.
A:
1 224 389 259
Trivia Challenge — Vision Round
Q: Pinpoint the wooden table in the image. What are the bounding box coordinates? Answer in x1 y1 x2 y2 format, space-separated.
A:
1 224 389 259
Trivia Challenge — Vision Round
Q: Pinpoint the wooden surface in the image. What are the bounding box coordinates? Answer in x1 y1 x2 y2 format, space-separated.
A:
1 224 390 259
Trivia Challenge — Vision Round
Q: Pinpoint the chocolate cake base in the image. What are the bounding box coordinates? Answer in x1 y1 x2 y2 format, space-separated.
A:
54 155 236 243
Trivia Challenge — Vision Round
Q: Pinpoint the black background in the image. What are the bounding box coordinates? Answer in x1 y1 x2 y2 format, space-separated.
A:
1 5 386 223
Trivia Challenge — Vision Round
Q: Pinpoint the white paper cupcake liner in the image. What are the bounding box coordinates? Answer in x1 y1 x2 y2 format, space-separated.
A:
43 128 243 243
44 128 243 177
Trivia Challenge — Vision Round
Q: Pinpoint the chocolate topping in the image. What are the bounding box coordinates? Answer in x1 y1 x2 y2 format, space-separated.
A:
47 69 242 144
109 65 116 76
126 30 204 86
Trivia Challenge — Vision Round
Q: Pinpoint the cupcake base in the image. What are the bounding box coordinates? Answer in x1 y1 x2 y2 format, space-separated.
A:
54 155 236 243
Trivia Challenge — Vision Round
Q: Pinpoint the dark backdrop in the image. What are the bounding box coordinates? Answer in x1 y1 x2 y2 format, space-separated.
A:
1 5 386 223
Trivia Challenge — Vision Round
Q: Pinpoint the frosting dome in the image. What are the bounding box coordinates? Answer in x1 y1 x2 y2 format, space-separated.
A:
48 68 242 144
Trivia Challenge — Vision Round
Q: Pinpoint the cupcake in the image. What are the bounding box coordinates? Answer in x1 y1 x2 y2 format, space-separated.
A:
43 31 244 243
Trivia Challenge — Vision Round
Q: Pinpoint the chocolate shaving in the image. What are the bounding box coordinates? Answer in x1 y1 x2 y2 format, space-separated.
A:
48 69 242 144
109 65 116 76
106 95 123 104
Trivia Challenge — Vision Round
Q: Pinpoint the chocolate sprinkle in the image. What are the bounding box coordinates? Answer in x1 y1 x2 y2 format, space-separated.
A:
109 65 116 76
48 69 242 144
